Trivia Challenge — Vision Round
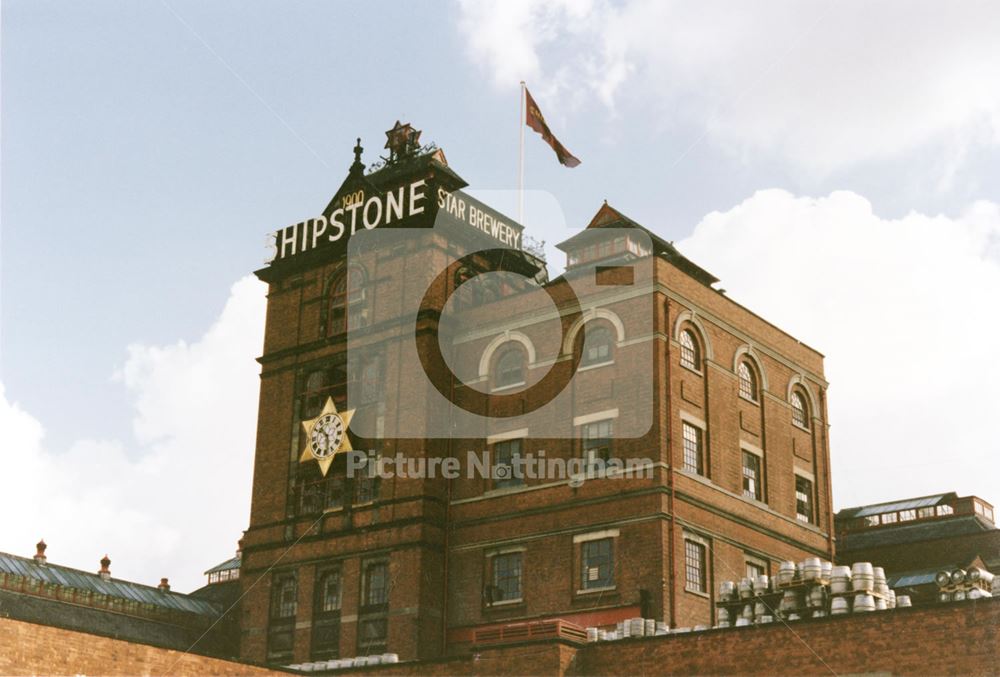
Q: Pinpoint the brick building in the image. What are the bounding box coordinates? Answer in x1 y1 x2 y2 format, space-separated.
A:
238 123 835 666
0 540 238 658
836 492 999 605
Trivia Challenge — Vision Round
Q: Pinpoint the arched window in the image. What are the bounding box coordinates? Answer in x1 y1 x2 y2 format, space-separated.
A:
738 361 758 401
679 329 701 370
316 570 342 614
271 577 297 619
582 324 614 366
327 267 367 336
791 391 809 429
494 345 525 388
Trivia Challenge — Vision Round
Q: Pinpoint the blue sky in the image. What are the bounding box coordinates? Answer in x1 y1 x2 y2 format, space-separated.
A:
3 0 1000 591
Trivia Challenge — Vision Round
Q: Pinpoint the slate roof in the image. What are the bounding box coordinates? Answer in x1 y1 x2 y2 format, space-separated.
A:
0 551 220 617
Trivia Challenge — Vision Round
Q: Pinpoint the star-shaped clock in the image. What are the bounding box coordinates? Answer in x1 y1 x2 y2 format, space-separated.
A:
385 120 421 158
299 397 356 477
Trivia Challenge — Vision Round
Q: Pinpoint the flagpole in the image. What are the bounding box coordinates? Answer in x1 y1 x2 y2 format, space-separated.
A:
518 81 525 225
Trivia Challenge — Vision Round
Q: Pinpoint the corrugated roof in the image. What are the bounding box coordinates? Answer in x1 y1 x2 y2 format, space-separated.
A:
0 551 220 617
204 555 241 575
887 570 939 588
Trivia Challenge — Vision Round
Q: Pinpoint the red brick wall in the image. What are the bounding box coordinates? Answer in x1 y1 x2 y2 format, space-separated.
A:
574 598 1000 676
0 617 284 676
288 599 999 676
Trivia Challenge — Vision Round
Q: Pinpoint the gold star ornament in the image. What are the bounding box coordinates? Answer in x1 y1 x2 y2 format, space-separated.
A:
300 398 356 477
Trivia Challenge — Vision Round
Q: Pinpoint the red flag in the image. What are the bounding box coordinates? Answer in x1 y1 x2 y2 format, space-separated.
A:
525 88 581 168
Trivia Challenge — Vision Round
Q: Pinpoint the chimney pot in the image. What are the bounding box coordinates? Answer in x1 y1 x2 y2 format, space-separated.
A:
34 539 47 564
99 554 111 580
158 577 170 592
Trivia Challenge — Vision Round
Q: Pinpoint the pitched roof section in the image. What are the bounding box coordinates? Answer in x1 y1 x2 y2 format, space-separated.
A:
557 202 719 287
204 555 241 575
0 551 220 617
837 492 957 520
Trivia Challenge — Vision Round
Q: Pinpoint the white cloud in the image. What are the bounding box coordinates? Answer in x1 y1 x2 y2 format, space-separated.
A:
457 0 1000 174
677 189 1000 509
0 275 266 592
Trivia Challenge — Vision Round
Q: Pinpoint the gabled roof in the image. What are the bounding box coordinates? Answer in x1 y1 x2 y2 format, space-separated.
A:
0 551 220 617
556 202 719 287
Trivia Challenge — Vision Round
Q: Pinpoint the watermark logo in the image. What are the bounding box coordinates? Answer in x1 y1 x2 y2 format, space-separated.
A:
344 188 655 440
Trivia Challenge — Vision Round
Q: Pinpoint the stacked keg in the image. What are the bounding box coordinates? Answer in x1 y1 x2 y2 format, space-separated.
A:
935 567 995 601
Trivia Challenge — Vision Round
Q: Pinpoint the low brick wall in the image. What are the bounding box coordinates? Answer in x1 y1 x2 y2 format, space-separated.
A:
0 616 286 677
5 598 998 675
573 598 1000 676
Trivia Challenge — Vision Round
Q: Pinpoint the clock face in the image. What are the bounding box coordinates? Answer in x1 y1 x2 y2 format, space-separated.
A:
309 413 345 459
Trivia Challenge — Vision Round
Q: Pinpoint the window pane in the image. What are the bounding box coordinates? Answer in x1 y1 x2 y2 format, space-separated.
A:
746 561 765 581
795 476 814 523
742 451 761 500
682 422 704 475
881 512 898 524
492 552 523 601
583 421 613 467
317 571 342 613
679 330 699 370
937 504 954 516
272 577 297 619
684 540 706 592
493 439 524 488
583 326 613 366
495 347 525 387
364 562 389 607
581 538 614 589
738 362 757 400
791 392 809 428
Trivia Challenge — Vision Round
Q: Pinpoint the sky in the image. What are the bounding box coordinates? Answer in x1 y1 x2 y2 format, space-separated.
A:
2 0 1000 592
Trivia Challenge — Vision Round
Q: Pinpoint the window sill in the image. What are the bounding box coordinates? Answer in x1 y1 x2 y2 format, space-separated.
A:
491 381 527 393
738 394 760 406
578 360 614 373
684 587 710 599
575 585 616 596
680 364 703 376
486 598 524 608
792 422 811 433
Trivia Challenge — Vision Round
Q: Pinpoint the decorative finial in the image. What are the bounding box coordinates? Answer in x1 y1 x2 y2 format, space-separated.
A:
384 121 422 163
353 137 363 164
34 539 47 564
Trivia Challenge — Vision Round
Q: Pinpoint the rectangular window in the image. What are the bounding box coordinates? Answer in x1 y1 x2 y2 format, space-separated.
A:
491 552 523 602
684 539 707 593
354 473 378 505
357 617 387 655
899 509 916 522
746 560 766 582
795 476 814 524
267 575 297 663
581 538 614 589
362 561 389 609
864 515 880 527
918 506 935 519
937 504 954 516
493 439 524 489
682 422 704 475
583 420 613 467
312 569 342 660
881 512 898 524
741 451 761 500
985 506 994 522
